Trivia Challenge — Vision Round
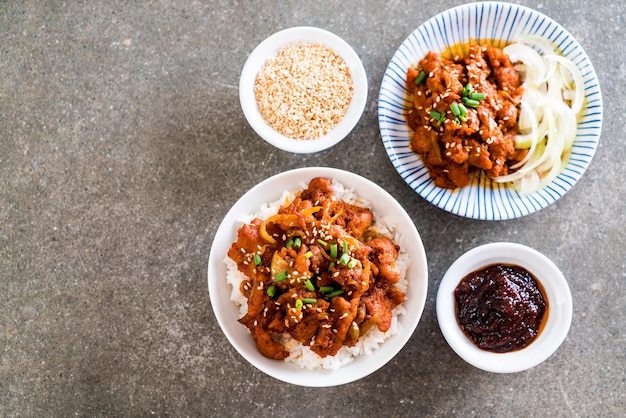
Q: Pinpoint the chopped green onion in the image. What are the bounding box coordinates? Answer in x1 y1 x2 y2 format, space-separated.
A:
458 114 467 123
266 284 276 298
414 70 426 86
463 83 474 96
450 102 460 117
304 279 315 291
328 261 335 272
330 243 338 259
458 102 468 116
253 254 262 266
469 92 486 101
338 253 350 265
462 97 480 108
319 286 334 293
293 237 301 248
295 299 303 309
347 258 357 268
342 241 348 254
429 110 442 121
302 298 317 304
275 270 288 282
317 239 327 247
304 251 313 259
327 289 345 298
286 238 294 248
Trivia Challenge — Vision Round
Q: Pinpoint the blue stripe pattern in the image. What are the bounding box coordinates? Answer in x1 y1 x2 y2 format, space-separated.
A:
378 1 603 220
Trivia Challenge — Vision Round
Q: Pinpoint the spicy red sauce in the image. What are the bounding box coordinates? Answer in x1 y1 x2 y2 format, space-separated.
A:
454 264 547 353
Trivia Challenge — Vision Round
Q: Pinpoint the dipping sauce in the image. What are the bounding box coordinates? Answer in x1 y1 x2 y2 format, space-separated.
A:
454 264 547 353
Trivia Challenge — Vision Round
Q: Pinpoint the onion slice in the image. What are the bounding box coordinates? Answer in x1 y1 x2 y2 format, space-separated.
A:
494 37 585 194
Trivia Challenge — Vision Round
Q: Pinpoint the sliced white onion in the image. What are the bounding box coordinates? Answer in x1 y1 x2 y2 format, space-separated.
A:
544 54 585 114
490 36 585 194
503 43 545 81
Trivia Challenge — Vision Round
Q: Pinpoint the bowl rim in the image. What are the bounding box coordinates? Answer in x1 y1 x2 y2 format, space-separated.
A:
378 1 603 220
436 242 573 373
239 26 368 154
208 167 428 386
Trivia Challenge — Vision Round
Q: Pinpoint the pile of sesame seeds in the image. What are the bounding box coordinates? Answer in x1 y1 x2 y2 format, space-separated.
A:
254 43 354 140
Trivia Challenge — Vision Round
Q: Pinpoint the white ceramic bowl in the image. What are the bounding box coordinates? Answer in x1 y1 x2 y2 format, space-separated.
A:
378 1 603 220
239 27 368 154
208 167 428 386
436 242 572 373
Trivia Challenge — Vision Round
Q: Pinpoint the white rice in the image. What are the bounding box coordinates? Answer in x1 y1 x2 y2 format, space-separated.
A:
224 179 409 370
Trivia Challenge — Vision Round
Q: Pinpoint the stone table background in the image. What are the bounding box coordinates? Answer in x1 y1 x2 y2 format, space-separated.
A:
1 1 624 416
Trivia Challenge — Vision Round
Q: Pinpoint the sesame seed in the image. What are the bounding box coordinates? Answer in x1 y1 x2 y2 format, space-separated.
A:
254 43 353 140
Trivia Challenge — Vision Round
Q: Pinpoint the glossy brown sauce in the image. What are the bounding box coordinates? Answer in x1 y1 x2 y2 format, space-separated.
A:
454 264 548 353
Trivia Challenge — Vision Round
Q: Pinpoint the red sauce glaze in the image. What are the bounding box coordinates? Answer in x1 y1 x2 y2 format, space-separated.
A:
454 264 547 353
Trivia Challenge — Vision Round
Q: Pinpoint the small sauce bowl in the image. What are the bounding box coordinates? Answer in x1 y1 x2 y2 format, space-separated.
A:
436 242 572 373
239 26 367 154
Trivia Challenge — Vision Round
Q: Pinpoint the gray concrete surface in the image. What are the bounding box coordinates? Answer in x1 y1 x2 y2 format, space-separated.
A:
1 1 624 416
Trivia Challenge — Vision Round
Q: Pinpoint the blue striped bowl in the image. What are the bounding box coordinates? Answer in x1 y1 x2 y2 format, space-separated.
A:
378 2 602 220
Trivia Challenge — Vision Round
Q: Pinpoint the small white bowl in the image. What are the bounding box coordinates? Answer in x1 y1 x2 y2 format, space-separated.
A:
239 26 368 154
436 242 572 373
208 167 428 386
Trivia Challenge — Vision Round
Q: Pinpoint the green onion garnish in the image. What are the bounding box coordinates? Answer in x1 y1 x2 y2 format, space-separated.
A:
414 70 426 86
286 238 294 248
275 270 288 282
293 237 301 248
462 97 480 108
463 83 474 96
458 102 468 116
319 286 334 293
253 254 262 266
304 279 315 291
317 239 327 247
327 289 345 298
328 261 335 272
342 241 348 254
469 92 486 101
302 298 317 304
338 253 350 265
330 243 338 259
347 258 357 268
450 102 460 117
429 110 442 121
304 251 313 259
266 284 276 298
295 299 303 309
